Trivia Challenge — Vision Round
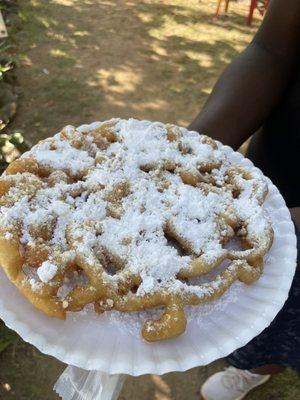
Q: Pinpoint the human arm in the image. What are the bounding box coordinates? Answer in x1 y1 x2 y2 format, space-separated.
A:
188 0 300 149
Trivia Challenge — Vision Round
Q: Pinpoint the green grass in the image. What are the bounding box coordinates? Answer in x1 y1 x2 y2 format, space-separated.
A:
247 369 300 400
0 322 18 354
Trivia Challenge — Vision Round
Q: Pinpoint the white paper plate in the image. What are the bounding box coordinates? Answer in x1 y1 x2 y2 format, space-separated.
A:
0 139 297 376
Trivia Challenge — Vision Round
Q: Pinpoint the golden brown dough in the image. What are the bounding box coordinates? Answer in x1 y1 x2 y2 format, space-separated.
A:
0 119 273 342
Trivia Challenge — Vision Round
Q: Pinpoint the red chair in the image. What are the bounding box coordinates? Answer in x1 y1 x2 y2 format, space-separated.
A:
247 0 270 26
215 0 231 17
215 0 270 25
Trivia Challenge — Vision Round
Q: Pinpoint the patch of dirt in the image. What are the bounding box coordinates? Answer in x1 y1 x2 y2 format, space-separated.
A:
1 326 299 400
8 0 258 144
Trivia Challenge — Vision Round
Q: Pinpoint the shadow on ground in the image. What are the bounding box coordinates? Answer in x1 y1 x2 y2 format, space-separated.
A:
9 0 257 143
1 322 299 400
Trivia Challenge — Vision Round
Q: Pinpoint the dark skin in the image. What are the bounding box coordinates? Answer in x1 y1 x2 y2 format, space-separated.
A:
189 0 300 376
189 0 300 149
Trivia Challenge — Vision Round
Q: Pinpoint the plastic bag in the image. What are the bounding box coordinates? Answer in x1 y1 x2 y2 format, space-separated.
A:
54 366 126 400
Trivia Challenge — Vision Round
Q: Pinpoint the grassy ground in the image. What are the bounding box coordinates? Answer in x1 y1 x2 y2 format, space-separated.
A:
1 322 300 400
1 1 300 399
8 0 258 144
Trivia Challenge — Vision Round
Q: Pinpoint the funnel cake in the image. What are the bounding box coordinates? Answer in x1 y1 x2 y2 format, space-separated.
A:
0 119 273 342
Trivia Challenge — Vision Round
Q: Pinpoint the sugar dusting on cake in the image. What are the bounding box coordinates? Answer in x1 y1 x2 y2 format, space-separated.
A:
0 118 271 302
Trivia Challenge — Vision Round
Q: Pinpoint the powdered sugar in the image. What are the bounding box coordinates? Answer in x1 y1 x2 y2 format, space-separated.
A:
104 281 243 339
37 261 58 283
28 278 43 292
4 232 13 240
0 118 271 302
30 132 94 176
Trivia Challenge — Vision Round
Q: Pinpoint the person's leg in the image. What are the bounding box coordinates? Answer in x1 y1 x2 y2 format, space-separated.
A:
251 364 286 375
201 267 299 399
201 131 299 399
215 0 223 17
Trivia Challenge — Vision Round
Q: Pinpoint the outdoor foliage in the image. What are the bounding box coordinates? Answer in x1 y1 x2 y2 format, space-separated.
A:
0 130 28 173
0 0 28 174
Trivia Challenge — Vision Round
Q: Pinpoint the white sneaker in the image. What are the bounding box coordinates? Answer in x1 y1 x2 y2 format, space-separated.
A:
200 366 270 400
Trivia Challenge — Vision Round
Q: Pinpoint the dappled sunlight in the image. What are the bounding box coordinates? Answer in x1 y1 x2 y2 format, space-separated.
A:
185 51 212 68
200 87 213 95
150 44 169 58
46 31 71 43
151 375 172 399
49 48 68 57
131 99 169 111
96 67 143 95
9 0 260 144
73 30 90 37
53 0 75 5
34 15 53 28
20 55 33 67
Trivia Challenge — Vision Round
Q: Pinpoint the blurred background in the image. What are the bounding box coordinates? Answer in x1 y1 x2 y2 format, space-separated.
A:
0 1 299 399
